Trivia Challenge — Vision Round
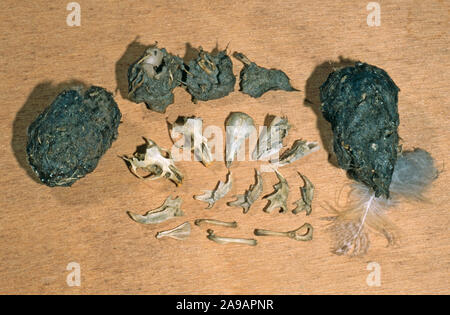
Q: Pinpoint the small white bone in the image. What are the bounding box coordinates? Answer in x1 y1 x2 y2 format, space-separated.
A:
225 112 255 168
227 169 263 213
127 196 184 224
271 139 320 167
156 222 191 240
194 172 232 209
122 137 183 186
263 170 289 213
207 229 257 246
254 223 313 241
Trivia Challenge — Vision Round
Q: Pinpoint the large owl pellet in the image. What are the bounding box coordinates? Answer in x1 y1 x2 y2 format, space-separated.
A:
26 86 121 187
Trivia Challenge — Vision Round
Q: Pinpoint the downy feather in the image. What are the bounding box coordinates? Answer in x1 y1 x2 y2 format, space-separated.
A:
329 148 438 256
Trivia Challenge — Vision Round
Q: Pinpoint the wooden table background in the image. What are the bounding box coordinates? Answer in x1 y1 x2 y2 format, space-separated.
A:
0 0 448 294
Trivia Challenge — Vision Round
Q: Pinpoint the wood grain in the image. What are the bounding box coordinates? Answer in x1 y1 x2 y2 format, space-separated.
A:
0 0 448 294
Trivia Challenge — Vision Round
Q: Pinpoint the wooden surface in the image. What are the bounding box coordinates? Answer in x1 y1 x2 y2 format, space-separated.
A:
0 0 448 294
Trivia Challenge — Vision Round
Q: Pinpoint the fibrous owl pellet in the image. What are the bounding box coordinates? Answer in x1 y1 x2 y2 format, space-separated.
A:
233 52 297 98
128 45 183 113
182 48 236 102
320 62 400 198
27 86 121 187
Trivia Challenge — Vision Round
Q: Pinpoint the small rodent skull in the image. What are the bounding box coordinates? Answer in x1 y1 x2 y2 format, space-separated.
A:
143 47 164 68
122 137 183 186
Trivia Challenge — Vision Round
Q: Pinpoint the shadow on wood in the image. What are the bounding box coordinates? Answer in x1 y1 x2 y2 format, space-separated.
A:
114 36 147 100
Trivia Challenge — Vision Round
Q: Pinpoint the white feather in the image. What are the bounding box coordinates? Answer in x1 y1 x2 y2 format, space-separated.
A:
329 148 438 256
